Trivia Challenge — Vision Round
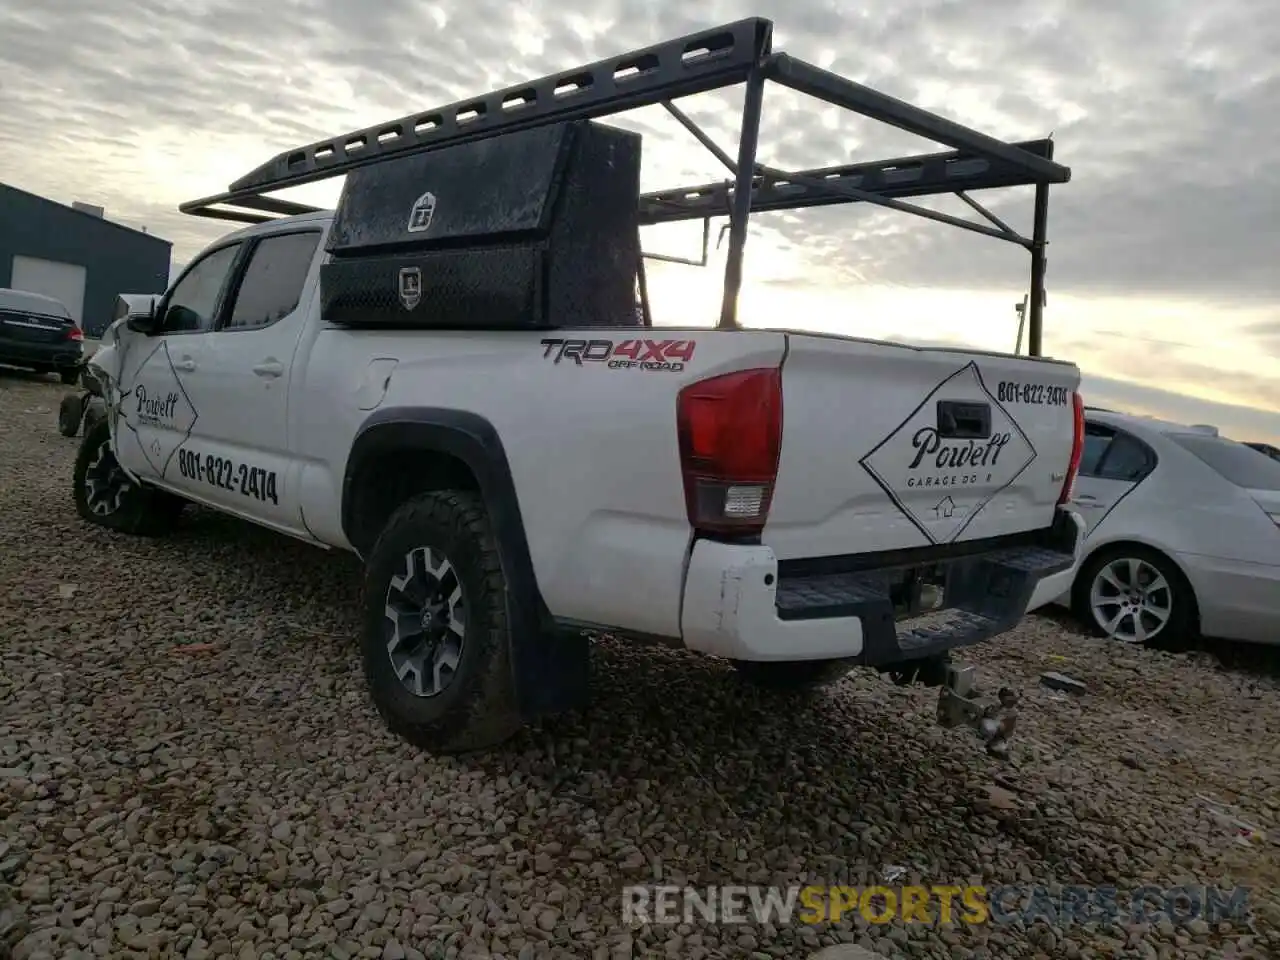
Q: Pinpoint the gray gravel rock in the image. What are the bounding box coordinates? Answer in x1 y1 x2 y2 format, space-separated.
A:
2 372 1278 960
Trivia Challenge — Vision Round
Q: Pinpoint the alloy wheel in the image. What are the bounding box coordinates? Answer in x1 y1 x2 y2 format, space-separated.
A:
83 440 132 516
1088 556 1173 644
383 546 467 697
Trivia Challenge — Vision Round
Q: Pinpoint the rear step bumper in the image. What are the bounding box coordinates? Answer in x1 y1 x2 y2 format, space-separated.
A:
680 507 1084 664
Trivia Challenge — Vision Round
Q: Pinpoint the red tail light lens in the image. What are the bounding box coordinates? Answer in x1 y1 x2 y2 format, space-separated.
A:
66 325 84 341
1059 391 1084 504
676 367 783 537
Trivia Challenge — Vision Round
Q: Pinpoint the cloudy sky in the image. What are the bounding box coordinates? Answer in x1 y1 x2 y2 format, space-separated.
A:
3 0 1278 443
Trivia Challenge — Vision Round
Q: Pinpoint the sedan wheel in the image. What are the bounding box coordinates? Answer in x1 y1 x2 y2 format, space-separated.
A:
1077 548 1190 644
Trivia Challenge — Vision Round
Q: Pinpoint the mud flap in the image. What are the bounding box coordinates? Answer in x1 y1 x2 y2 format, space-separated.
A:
509 617 591 719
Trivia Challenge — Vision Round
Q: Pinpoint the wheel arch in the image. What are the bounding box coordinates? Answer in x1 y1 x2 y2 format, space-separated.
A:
342 406 586 719
343 406 536 581
1072 536 1202 635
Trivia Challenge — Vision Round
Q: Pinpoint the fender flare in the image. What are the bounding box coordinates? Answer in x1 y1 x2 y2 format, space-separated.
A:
342 406 588 717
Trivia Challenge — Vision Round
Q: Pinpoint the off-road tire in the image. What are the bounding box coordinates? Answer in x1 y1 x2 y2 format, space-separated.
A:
60 369 81 385
82 398 108 436
1072 543 1195 645
72 420 184 536
58 394 84 437
361 490 522 754
731 657 853 691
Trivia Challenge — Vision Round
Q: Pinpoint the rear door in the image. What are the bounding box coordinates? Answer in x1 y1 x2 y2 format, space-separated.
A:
763 334 1080 558
1070 421 1158 535
186 227 324 532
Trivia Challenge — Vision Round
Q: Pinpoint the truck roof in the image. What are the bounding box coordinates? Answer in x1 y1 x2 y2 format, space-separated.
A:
178 17 1070 344
217 208 334 244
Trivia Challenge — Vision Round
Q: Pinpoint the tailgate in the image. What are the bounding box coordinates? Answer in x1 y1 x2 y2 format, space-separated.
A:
764 334 1081 559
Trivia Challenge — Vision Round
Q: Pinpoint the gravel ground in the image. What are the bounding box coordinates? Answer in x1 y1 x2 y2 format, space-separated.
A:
2 369 1279 960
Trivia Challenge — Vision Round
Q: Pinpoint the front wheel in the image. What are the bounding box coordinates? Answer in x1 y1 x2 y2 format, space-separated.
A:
361 490 522 754
1073 546 1194 645
72 421 184 536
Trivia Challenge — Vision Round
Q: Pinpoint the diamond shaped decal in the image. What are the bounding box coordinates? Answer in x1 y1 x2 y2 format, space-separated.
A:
117 340 199 478
859 362 1037 545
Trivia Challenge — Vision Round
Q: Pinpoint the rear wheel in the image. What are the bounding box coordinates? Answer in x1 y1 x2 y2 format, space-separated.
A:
361 490 522 753
72 421 184 536
731 658 853 691
1073 545 1193 645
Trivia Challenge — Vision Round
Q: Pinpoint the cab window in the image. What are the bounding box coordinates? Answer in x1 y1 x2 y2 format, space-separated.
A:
223 232 322 331
161 244 242 334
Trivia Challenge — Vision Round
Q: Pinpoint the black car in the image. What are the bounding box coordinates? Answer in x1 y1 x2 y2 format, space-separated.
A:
0 287 85 384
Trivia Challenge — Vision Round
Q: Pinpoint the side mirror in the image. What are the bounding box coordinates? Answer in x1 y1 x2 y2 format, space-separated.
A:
125 311 159 334
125 298 164 334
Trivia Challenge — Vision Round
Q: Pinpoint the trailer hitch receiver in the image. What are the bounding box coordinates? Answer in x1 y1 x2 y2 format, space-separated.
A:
936 662 1018 757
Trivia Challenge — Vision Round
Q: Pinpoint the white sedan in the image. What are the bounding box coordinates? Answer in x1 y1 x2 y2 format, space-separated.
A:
1030 409 1280 645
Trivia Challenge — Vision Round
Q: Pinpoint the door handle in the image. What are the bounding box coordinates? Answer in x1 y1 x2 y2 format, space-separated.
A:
1073 494 1103 507
174 357 197 373
253 359 284 378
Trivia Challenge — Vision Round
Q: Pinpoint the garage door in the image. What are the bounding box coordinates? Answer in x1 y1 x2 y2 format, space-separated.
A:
10 255 88 324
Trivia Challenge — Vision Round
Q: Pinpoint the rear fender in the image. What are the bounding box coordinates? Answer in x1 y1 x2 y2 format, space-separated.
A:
343 406 588 719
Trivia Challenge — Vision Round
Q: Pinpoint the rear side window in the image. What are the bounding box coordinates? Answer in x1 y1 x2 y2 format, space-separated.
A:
1078 423 1115 477
224 231 321 331
1171 434 1280 490
1095 433 1154 482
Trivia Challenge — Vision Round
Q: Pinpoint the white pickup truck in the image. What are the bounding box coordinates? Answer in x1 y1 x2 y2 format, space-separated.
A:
73 17 1086 753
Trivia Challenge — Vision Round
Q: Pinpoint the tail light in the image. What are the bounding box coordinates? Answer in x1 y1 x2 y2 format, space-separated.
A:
65 325 84 341
676 367 783 537
1058 391 1085 505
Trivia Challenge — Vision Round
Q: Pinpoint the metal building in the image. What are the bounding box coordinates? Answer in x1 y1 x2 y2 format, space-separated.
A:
0 182 171 337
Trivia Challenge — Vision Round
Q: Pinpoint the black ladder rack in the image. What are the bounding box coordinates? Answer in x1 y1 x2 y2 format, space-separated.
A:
178 16 1070 353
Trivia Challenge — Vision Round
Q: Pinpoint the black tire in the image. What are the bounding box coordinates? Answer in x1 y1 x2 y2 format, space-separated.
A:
60 369 81 385
58 394 85 437
82 398 108 436
1072 544 1195 645
72 420 184 536
731 657 853 691
361 490 522 753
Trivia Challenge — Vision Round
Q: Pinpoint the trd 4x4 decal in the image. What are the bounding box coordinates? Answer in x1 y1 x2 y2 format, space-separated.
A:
539 338 696 372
